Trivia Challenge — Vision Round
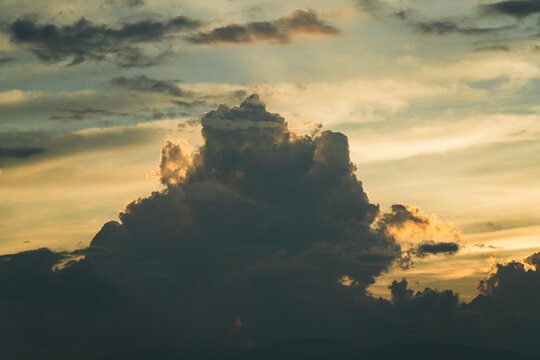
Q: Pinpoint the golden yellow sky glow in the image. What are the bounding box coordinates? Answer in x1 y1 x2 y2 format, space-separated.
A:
369 225 540 300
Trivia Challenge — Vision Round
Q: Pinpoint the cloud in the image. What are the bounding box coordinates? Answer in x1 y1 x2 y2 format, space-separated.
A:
473 44 511 52
414 20 512 35
103 0 145 8
110 75 192 97
0 146 46 159
120 0 144 7
0 121 172 165
379 2 520 39
388 278 459 311
187 9 340 45
0 83 247 126
357 0 387 16
0 94 402 356
525 251 540 266
471 252 540 311
384 263 540 353
157 137 193 186
0 248 118 309
5 15 202 66
481 0 540 18
1 95 540 357
415 241 459 257
376 204 461 263
0 56 14 64
47 106 127 122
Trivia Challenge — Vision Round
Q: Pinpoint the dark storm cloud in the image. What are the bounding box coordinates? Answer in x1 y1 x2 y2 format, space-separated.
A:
2 96 540 358
0 95 401 357
481 0 540 18
187 9 340 44
5 15 202 66
0 146 46 159
110 75 191 97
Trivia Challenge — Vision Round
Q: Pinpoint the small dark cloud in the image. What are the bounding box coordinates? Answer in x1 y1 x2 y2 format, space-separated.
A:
481 0 540 18
0 57 15 65
415 20 512 35
377 204 430 229
115 48 176 68
415 241 459 257
357 0 387 14
0 146 46 159
375 204 461 265
124 0 144 7
474 44 511 52
132 107 187 121
187 9 340 45
6 15 202 66
388 278 415 303
393 9 416 20
172 99 207 108
48 106 127 122
110 75 192 97
105 0 145 7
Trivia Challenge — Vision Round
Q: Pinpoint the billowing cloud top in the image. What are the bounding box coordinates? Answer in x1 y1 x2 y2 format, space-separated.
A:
114 94 394 294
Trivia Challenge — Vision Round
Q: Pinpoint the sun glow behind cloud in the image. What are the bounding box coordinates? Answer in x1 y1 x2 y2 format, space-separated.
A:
369 224 540 301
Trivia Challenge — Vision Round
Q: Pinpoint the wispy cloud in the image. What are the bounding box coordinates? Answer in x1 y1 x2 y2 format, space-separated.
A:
5 15 202 66
187 9 340 45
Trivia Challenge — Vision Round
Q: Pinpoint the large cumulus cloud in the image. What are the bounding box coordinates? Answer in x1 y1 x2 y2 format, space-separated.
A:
1 95 539 359
0 94 401 358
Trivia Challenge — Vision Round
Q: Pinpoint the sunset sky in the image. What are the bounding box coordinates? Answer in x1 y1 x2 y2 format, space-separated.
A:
1 0 540 358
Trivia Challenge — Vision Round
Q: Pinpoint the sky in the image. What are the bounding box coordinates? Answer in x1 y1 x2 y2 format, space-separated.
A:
1 0 540 358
